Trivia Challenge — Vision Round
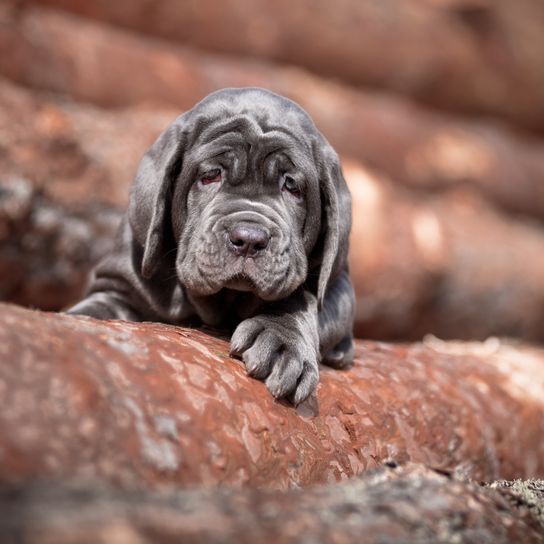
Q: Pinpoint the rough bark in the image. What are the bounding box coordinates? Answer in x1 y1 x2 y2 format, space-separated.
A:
0 302 543 489
23 0 544 132
0 465 542 544
0 178 119 310
2 5 544 220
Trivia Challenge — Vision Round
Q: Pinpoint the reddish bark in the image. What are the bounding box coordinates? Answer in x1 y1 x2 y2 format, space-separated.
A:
0 465 542 544
0 303 543 489
23 0 544 131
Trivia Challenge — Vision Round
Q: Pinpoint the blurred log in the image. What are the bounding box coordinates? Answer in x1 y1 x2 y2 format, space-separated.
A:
0 302 543 489
23 0 544 132
2 7 544 220
0 78 172 208
0 178 119 310
0 465 542 544
346 162 544 342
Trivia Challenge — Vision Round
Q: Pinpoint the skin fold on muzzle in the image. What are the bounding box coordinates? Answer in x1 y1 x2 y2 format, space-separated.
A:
66 87 355 405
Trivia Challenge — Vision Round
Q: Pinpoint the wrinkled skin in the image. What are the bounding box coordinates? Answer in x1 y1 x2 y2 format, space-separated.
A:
67 88 355 404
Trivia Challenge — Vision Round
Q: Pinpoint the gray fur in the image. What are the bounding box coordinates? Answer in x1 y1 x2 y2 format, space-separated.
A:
67 88 355 404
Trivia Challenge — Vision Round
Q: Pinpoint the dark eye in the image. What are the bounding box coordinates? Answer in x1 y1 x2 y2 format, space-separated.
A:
200 169 222 185
282 175 302 198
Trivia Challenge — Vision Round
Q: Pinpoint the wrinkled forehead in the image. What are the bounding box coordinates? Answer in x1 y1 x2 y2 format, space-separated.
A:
192 88 318 136
183 89 318 167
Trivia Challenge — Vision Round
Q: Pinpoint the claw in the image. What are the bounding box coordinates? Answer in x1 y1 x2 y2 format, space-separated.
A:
230 320 263 356
293 361 319 405
265 356 303 400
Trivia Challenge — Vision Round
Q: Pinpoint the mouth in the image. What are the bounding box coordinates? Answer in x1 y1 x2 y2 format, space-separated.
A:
224 273 256 292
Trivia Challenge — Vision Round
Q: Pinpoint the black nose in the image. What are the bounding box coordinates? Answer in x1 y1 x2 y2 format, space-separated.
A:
227 225 270 256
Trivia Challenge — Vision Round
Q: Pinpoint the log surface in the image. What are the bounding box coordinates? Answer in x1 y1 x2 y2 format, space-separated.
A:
0 464 542 544
0 303 543 489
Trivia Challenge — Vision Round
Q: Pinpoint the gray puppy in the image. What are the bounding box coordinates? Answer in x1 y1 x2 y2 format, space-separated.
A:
67 88 355 404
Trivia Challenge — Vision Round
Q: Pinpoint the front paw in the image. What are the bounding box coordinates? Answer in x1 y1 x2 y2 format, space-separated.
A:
230 316 319 405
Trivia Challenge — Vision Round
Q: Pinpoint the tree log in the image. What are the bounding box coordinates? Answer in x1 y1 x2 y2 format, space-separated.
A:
0 464 542 544
0 178 119 310
23 0 544 132
346 162 544 342
0 302 543 489
0 77 172 209
2 5 544 220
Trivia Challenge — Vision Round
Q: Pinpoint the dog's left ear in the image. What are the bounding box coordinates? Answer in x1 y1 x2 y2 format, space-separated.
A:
314 140 352 309
128 117 186 279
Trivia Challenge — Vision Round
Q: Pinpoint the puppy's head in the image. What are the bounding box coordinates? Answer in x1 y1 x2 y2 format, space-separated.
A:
129 88 351 306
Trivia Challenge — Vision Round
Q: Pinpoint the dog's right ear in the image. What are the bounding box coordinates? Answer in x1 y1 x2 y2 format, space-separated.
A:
128 118 186 280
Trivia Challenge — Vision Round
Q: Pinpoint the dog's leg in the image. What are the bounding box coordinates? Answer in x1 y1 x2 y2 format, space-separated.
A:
65 217 191 323
318 268 355 370
230 288 320 405
66 291 142 321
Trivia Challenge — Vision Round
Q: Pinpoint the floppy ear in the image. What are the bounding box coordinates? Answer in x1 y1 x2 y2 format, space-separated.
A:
128 119 185 279
315 142 352 309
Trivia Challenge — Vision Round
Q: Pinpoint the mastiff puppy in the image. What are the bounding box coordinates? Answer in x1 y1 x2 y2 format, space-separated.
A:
68 88 355 404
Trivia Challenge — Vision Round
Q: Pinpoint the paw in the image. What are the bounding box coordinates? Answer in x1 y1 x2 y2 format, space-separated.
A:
230 316 319 405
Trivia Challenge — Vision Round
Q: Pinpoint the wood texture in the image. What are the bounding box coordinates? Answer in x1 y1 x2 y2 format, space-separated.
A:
0 303 543 489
